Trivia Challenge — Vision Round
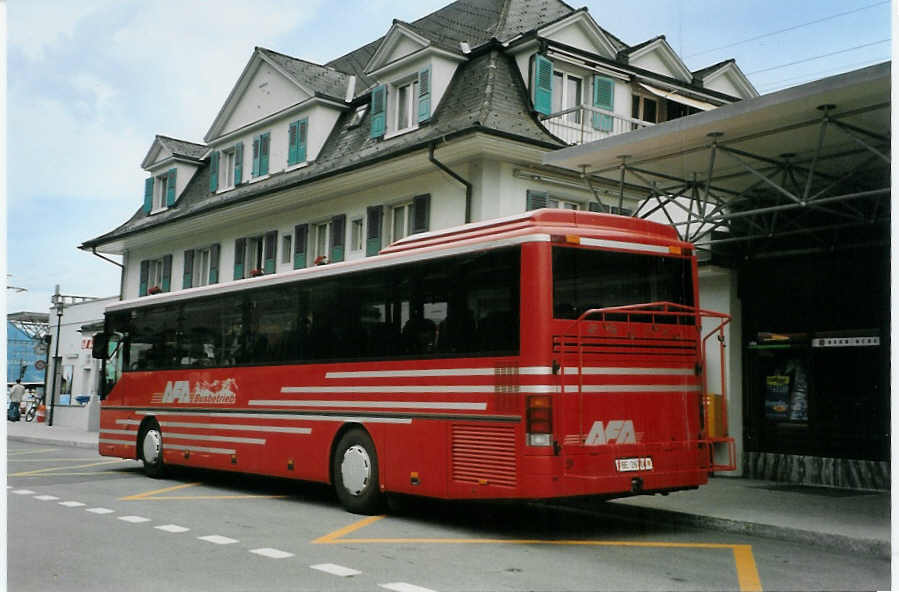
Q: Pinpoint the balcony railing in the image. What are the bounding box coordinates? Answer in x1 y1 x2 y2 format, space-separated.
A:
541 105 653 146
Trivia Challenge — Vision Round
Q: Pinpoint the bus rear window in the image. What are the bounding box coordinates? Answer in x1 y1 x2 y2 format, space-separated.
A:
552 246 694 321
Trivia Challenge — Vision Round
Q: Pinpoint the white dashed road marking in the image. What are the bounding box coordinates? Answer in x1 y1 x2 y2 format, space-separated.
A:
198 535 238 545
250 548 294 559
59 501 86 507
118 515 151 523
380 584 439 592
12 489 36 495
311 563 362 577
86 508 115 514
34 495 59 501
155 524 190 533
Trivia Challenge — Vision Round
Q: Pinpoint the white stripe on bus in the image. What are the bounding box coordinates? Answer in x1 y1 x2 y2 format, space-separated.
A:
563 385 702 393
158 421 311 434
579 237 671 254
326 368 497 378
134 410 412 424
166 443 236 455
163 432 266 445
324 366 692 379
251 400 486 410
115 419 141 426
99 438 134 446
100 429 134 436
564 367 695 376
281 385 494 394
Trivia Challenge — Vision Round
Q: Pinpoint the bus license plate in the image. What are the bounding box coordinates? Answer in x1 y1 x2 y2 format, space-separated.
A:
615 457 652 472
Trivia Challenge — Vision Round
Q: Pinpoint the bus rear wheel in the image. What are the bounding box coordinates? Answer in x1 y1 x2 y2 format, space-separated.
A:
139 420 165 478
332 429 383 515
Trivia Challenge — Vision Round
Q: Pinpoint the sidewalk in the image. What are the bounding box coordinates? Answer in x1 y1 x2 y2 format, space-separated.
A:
6 419 890 557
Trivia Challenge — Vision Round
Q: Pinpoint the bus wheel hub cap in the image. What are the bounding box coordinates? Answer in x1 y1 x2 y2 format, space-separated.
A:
143 430 161 464
341 445 371 496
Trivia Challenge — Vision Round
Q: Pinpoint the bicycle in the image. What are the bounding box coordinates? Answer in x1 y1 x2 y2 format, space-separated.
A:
23 397 41 422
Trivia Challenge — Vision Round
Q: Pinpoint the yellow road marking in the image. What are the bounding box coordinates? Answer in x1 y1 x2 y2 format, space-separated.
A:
7 448 57 456
313 515 386 544
315 516 763 592
121 482 201 500
9 460 123 477
733 545 763 592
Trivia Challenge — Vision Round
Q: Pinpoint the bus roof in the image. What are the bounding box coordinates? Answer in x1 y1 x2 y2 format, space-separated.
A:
106 209 688 314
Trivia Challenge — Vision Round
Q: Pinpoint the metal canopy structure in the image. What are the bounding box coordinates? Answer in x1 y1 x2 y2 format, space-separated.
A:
7 312 50 340
543 62 890 259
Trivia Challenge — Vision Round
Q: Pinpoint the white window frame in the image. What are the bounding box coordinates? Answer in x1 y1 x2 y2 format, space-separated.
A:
350 217 364 252
631 94 660 124
192 246 212 288
245 235 264 275
385 75 419 138
221 148 235 191
550 197 579 210
147 258 165 290
153 174 168 212
281 235 292 264
551 70 584 122
313 222 329 261
390 201 414 242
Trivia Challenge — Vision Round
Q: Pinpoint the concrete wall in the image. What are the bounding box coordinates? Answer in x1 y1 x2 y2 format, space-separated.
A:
698 266 743 475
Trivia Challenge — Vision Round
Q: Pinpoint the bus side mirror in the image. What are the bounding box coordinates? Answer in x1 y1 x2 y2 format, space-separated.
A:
92 333 109 360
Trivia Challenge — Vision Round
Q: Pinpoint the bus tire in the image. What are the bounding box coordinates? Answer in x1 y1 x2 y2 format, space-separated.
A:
139 420 165 478
332 428 383 515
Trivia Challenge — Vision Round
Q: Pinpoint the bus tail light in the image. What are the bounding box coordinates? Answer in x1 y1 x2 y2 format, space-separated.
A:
527 395 553 446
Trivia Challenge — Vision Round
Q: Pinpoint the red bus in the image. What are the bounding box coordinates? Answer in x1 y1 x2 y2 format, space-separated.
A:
93 210 733 514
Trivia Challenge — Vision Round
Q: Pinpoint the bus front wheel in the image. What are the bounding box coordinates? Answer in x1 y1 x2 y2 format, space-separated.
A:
139 420 166 478
332 429 383 515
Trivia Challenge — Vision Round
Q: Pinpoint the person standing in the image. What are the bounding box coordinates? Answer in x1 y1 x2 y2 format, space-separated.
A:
8 379 25 421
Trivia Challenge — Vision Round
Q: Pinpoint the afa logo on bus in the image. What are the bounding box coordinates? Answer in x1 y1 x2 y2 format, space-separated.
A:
584 420 637 446
157 379 238 405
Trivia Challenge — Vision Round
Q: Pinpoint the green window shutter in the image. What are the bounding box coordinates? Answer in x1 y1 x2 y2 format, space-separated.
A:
330 214 346 262
259 133 270 175
588 201 605 213
366 205 383 256
526 190 549 210
234 238 246 280
209 151 219 192
251 137 260 177
209 244 220 284
234 143 243 184
139 260 149 296
161 254 173 292
412 194 430 234
534 54 554 115
417 67 431 123
182 249 194 289
143 178 154 213
592 75 614 132
263 230 277 274
166 168 177 206
288 121 299 165
296 118 307 163
370 85 386 138
293 224 308 269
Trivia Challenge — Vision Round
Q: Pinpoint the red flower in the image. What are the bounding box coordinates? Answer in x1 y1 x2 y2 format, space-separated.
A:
250 268 264 277
314 255 328 266
148 286 161 295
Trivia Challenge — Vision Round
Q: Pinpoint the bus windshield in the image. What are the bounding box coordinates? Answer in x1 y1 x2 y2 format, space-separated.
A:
552 246 694 320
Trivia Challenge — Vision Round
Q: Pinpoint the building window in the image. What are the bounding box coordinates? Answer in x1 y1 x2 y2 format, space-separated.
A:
154 175 168 210
390 195 430 242
222 149 235 189
234 232 276 279
193 247 211 288
314 222 329 261
632 95 659 124
252 132 271 177
392 202 412 242
552 71 583 122
282 235 292 264
395 79 419 132
147 258 164 289
246 235 264 273
350 218 364 252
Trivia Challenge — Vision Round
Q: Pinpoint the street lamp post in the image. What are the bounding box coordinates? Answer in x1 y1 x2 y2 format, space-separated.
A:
48 288 64 427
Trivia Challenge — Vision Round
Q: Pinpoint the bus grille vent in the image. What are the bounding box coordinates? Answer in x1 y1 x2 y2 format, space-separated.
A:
451 424 517 488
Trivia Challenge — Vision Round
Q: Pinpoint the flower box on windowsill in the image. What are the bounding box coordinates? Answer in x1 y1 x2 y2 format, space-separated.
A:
250 268 264 277
148 286 162 295
313 256 329 266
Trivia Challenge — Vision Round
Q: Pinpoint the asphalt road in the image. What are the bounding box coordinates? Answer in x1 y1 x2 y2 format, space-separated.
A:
7 441 889 592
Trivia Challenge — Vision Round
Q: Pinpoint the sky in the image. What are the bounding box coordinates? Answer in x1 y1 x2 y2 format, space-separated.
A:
4 0 892 314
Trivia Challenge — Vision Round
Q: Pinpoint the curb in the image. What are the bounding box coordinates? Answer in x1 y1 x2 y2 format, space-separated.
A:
561 500 890 559
8 434 99 450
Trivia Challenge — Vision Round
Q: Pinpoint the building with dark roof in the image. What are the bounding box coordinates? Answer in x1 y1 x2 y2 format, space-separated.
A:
82 0 755 295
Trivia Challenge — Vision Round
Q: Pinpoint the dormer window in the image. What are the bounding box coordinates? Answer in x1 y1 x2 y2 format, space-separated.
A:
552 71 583 123
396 78 419 132
370 66 432 139
143 168 176 213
